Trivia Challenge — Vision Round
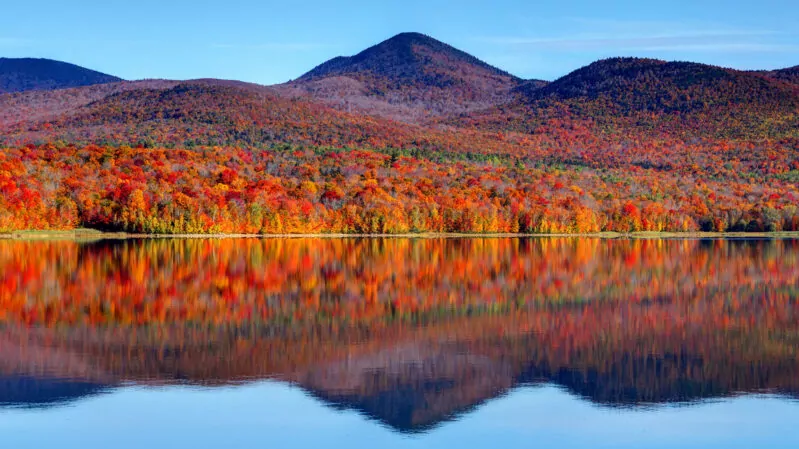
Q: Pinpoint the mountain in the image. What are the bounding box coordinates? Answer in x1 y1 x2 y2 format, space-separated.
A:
0 58 122 94
273 32 529 122
457 57 799 139
528 58 798 108
297 32 514 83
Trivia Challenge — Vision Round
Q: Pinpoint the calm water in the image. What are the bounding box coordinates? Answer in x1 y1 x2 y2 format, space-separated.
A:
0 237 798 448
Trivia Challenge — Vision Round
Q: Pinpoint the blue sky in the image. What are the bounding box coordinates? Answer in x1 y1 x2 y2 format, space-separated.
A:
2 0 797 84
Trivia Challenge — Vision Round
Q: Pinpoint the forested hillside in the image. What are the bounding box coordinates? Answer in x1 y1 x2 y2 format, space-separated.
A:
455 58 799 139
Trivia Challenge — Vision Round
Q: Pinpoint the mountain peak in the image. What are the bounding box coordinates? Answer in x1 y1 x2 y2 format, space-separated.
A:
298 32 518 82
382 31 440 44
372 31 462 52
280 32 523 122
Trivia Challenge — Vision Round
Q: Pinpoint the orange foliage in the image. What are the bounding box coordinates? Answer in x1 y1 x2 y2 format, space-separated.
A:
1 143 798 234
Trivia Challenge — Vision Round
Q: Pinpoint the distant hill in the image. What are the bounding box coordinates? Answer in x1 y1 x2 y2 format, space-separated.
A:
1 77 537 156
273 32 531 122
457 57 799 139
0 79 472 150
1 80 410 147
529 58 798 111
0 58 122 93
760 65 799 86
0 79 178 130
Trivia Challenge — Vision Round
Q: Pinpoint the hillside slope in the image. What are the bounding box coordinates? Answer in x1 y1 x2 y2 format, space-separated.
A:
0 80 179 130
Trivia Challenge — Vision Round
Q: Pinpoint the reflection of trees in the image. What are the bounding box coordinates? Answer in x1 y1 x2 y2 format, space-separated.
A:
1 238 797 325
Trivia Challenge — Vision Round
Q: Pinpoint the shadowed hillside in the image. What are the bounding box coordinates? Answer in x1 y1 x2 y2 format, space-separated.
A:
761 65 799 85
0 58 122 94
0 79 545 157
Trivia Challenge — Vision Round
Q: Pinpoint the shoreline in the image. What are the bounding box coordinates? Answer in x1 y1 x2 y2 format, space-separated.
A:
3 230 799 240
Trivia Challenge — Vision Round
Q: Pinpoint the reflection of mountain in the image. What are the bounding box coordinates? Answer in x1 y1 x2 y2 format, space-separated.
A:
1 299 797 432
0 375 109 408
297 341 515 432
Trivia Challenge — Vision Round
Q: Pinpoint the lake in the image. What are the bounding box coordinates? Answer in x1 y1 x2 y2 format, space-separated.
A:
0 237 798 448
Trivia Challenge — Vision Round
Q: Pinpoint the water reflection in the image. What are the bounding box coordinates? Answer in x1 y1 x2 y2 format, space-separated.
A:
0 237 797 434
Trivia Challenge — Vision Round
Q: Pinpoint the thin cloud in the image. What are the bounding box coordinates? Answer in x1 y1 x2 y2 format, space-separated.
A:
210 42 330 51
0 37 32 47
638 43 799 53
474 16 791 53
475 32 791 53
563 17 780 36
2 38 160 48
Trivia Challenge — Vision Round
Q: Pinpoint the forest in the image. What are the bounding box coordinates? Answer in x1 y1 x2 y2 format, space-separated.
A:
1 140 797 234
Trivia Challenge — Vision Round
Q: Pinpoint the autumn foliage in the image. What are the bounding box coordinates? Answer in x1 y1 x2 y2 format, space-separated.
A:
1 141 798 234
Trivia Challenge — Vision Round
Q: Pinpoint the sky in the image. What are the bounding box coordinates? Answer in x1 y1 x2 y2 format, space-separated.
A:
2 0 797 84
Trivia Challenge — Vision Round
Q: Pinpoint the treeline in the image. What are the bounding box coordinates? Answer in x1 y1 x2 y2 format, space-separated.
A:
1 143 798 234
